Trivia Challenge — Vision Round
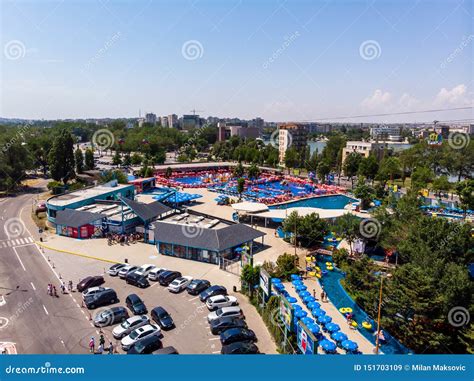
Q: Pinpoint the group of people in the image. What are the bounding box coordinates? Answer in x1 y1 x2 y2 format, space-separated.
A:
88 335 114 354
47 281 74 297
106 232 142 246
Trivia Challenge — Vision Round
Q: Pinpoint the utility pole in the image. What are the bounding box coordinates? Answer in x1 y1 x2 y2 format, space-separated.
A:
375 272 384 354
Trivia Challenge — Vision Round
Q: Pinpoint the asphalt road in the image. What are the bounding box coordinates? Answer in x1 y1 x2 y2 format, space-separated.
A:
0 187 100 354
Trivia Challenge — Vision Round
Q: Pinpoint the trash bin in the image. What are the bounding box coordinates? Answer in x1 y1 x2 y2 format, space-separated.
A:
124 258 128 264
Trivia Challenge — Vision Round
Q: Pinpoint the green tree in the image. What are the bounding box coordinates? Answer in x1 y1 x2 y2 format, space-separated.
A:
165 167 173 178
131 153 143 165
378 156 401 185
112 151 122 166
343 152 362 188
431 175 451 197
284 147 299 172
233 162 245 177
153 149 166 165
74 148 84 174
100 169 128 184
237 177 245 201
456 179 474 217
317 160 331 184
247 163 260 179
240 264 260 296
84 148 95 170
275 253 299 280
122 152 131 166
353 179 375 210
358 154 379 183
48 129 75 184
411 166 433 191
335 214 360 256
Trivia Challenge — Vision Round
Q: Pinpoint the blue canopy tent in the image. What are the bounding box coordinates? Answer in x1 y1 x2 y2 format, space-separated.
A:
301 317 315 326
312 309 326 318
295 285 307 292
293 304 302 311
307 323 321 335
292 280 303 286
291 274 301 281
307 301 321 310
303 296 316 305
287 296 297 304
294 310 308 319
298 290 311 298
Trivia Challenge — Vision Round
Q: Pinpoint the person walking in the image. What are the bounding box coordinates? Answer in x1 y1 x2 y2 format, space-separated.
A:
68 280 73 292
89 337 95 354
60 283 66 294
99 334 105 348
108 342 114 354
53 286 58 297
96 343 104 354
47 284 52 296
320 291 324 302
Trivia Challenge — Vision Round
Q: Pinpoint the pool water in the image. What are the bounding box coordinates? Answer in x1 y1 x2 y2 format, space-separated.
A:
271 195 357 210
174 176 204 185
317 256 410 354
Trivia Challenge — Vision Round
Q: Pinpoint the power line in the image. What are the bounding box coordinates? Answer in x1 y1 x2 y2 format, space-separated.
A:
292 106 474 122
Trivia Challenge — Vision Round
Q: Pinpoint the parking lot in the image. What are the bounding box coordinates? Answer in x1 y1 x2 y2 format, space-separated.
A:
38 240 277 354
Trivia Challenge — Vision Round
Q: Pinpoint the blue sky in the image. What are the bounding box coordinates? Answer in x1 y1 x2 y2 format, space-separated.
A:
1 0 473 122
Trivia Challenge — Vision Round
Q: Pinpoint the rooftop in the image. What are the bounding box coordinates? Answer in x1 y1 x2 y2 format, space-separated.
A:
48 183 134 207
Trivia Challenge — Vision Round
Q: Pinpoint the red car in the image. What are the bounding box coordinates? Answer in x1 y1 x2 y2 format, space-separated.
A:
77 276 105 292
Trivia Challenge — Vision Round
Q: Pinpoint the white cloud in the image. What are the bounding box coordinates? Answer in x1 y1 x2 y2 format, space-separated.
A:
361 89 392 109
434 84 472 106
398 93 419 110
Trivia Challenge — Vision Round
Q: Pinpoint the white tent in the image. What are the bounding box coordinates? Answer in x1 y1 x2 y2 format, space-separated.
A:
232 202 269 213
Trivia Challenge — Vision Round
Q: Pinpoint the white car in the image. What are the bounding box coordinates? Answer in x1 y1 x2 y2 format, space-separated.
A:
148 268 167 281
167 276 193 293
112 315 149 339
107 263 127 276
206 295 238 311
121 324 160 351
207 306 243 323
82 286 110 299
134 264 156 277
118 265 138 279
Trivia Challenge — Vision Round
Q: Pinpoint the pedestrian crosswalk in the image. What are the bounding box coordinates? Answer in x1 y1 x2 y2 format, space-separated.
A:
0 236 34 248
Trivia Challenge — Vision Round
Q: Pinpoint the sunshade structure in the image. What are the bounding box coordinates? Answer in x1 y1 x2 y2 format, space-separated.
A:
307 323 320 335
121 198 172 223
154 191 202 205
232 201 269 213
318 315 332 325
253 207 349 220
331 332 348 342
307 301 321 310
325 323 341 333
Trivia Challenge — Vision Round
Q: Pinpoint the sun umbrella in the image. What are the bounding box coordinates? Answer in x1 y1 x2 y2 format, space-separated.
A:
307 323 320 335
303 296 316 304
281 290 289 297
287 296 297 304
299 290 311 298
307 301 321 310
319 339 336 353
318 315 332 325
295 285 307 292
301 317 315 326
312 308 326 318
291 274 301 281
341 340 358 352
272 278 282 284
292 280 303 286
273 284 285 292
234 247 244 253
294 310 308 319
325 323 341 333
331 332 348 342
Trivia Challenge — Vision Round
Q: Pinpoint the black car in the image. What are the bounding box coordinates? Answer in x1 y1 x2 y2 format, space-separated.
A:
186 279 211 295
125 272 150 288
199 285 227 302
77 276 105 292
158 271 182 286
210 317 248 335
125 294 147 315
127 334 162 354
151 306 174 330
93 307 129 327
220 328 257 345
152 346 179 354
221 341 259 354
84 289 118 309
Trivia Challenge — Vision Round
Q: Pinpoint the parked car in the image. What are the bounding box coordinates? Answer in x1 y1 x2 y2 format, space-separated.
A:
112 315 149 339
206 295 238 311
150 307 174 330
158 271 182 286
207 307 243 323
125 294 147 315
82 286 110 299
84 289 118 309
35 201 47 214
118 265 138 279
210 317 248 335
221 341 259 354
220 328 257 345
152 346 179 355
125 272 150 288
148 268 167 281
107 263 127 276
167 276 193 293
199 285 227 302
121 324 160 351
93 307 129 328
186 279 211 295
127 334 162 354
134 264 156 277
76 276 105 292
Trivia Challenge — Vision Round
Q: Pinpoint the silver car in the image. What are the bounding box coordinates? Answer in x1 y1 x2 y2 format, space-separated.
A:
112 315 149 339
207 306 243 323
118 265 138 279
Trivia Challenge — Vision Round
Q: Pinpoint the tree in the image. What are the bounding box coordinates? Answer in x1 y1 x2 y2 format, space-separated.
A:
353 179 375 210
84 148 95 170
317 160 330 184
48 129 75 184
165 167 173 178
233 162 245 177
275 253 299 280
112 151 122 166
122 152 131 166
247 163 260 179
131 153 143 165
284 148 299 172
431 175 451 197
74 148 84 174
139 159 154 178
282 211 328 248
153 149 166 165
0 141 32 191
335 214 361 256
343 152 362 188
411 166 433 191
237 177 245 201
100 170 128 184
456 179 474 217
378 156 401 185
240 264 260 296
358 154 379 183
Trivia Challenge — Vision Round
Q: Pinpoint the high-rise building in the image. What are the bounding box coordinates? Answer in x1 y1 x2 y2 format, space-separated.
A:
168 114 178 128
278 123 308 163
145 113 157 125
181 114 201 130
160 116 169 128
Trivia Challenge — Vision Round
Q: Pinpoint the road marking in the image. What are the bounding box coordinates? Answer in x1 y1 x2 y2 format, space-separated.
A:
12 247 26 271
60 340 65 347
188 296 200 301
212 350 220 354
2 242 6 247
81 310 86 315
42 305 49 315
27 237 33 243
14 243 35 249
18 238 25 245
208 337 220 341
7 241 11 247
30 282 36 291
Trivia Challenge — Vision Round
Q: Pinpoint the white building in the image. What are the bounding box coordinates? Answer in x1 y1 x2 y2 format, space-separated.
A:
370 125 402 142
168 114 178 128
160 116 169 128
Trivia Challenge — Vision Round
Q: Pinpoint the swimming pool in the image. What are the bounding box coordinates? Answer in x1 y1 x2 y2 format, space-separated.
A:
174 176 204 185
317 255 410 354
271 195 357 210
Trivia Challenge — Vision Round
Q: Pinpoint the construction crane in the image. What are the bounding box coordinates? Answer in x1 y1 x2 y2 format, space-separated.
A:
190 109 204 116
